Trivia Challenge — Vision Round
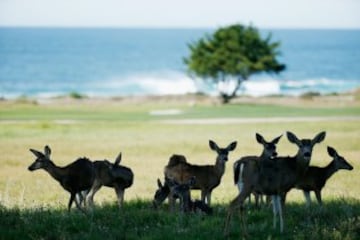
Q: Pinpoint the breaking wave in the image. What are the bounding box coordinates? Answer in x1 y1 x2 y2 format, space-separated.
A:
1 70 359 99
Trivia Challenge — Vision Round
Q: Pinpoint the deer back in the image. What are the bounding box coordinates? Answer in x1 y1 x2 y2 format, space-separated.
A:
296 146 354 191
165 160 222 190
255 156 299 194
93 160 114 186
28 146 95 194
94 160 134 189
112 165 134 189
233 155 259 185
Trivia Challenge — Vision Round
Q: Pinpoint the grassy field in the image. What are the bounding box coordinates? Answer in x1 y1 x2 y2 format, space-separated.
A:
0 94 359 239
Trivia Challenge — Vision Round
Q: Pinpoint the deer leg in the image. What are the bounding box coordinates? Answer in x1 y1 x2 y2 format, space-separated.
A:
314 190 322 205
272 195 284 232
303 191 311 207
85 181 102 209
254 193 261 208
206 192 211 206
115 187 125 208
266 195 272 206
280 192 287 210
276 195 284 233
271 195 278 229
224 187 251 237
75 193 83 207
73 193 87 213
168 193 176 212
69 193 86 213
68 193 75 212
201 190 207 204
75 190 88 207
224 195 240 237
260 194 264 206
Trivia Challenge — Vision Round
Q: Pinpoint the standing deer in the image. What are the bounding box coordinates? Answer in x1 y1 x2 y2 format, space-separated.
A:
224 131 326 236
165 140 237 207
295 146 353 206
233 133 282 207
86 152 134 209
28 145 95 212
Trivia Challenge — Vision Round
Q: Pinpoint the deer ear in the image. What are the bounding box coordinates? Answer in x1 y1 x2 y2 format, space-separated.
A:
286 131 300 144
272 135 283 144
209 140 219 151
44 145 51 158
30 149 44 158
312 131 326 144
256 133 264 144
327 146 337 157
114 152 122 165
157 178 163 188
227 141 237 151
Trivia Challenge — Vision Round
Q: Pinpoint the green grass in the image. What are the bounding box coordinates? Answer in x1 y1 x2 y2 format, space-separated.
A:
0 96 359 239
1 99 359 121
1 200 359 240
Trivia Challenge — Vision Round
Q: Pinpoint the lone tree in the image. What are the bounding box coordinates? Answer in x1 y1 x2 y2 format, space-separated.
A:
184 24 285 103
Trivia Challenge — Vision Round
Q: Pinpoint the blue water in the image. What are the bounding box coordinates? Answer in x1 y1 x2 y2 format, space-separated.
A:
0 27 360 98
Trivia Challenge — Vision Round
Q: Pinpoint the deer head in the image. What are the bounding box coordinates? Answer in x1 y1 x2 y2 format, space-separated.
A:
287 131 326 165
153 178 170 209
209 140 237 163
256 133 282 159
28 145 52 171
327 146 353 171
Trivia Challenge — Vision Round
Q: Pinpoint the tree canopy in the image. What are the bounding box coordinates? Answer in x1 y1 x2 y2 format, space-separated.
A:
184 24 286 103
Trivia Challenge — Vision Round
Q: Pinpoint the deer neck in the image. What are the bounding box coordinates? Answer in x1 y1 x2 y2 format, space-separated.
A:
44 161 67 183
259 151 269 161
294 154 310 177
215 159 226 177
322 161 338 181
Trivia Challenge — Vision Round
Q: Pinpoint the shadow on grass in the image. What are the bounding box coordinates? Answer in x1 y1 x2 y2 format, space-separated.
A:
0 199 359 240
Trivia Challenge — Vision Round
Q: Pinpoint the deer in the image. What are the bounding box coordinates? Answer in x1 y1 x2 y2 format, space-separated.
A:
223 131 326 236
152 176 212 215
295 146 353 206
164 140 237 208
85 152 134 209
233 133 282 208
27 145 95 212
166 176 213 214
153 177 171 209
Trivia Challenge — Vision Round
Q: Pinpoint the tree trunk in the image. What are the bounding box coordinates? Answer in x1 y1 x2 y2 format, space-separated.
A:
219 78 244 104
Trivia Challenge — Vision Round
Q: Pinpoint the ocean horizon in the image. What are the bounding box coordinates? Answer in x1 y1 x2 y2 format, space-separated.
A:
1 27 360 99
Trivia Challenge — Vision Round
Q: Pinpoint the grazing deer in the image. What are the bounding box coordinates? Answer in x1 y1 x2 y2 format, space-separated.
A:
167 176 213 214
224 131 326 236
233 133 282 207
295 146 353 206
152 177 212 215
165 140 237 206
86 152 134 209
28 145 95 212
153 177 171 209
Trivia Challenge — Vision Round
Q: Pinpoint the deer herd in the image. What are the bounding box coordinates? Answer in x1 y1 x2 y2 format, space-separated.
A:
27 131 354 236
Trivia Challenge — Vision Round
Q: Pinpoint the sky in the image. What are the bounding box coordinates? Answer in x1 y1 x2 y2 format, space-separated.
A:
0 0 359 29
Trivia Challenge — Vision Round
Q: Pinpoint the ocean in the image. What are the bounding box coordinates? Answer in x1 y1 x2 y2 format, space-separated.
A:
0 28 360 98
